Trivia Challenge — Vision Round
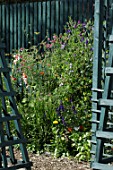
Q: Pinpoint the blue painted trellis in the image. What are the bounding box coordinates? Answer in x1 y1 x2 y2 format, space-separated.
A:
91 0 113 169
0 44 32 169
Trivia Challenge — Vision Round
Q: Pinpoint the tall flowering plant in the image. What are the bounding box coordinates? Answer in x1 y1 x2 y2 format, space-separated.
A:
11 18 93 160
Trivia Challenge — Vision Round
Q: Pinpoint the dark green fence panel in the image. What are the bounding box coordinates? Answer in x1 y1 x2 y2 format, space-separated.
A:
38 2 42 43
0 0 94 53
34 2 38 45
55 1 60 36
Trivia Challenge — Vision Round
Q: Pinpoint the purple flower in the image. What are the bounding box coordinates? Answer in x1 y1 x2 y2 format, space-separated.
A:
90 47 93 51
67 29 71 34
72 106 77 114
82 23 86 27
61 44 66 49
59 102 65 112
85 39 88 45
70 98 73 103
61 116 66 126
80 37 84 42
74 25 77 29
78 20 81 24
56 101 65 113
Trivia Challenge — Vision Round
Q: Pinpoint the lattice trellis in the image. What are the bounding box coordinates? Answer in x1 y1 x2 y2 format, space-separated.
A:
0 44 32 169
91 0 113 169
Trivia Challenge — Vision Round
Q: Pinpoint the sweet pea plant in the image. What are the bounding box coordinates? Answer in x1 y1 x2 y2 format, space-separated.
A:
11 18 93 161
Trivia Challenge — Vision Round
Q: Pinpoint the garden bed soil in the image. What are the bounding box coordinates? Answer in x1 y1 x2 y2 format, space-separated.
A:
15 150 92 170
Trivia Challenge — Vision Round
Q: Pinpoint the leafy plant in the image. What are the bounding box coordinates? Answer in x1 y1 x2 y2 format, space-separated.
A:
11 18 93 161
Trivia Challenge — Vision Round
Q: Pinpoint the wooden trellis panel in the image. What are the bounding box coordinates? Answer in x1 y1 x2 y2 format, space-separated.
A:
0 44 32 169
91 0 113 169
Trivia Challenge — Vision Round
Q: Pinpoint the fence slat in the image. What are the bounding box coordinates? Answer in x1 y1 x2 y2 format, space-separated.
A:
30 2 33 45
55 0 59 35
34 2 38 45
38 2 42 42
25 2 29 48
22 3 25 48
42 1 46 40
60 0 63 33
51 1 55 36
6 4 10 52
13 3 17 50
10 4 13 52
18 3 21 49
0 5 2 42
64 0 68 22
2 4 5 43
69 0 73 18
47 0 51 38
73 0 77 21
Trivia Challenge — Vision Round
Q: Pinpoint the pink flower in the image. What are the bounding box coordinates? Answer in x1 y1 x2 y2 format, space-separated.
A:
13 54 22 64
46 44 51 48
53 35 57 40
46 43 53 49
51 40 56 43
78 20 81 24
49 44 53 48
20 48 24 51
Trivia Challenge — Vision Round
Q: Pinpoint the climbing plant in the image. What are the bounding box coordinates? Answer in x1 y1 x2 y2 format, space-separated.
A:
11 18 93 160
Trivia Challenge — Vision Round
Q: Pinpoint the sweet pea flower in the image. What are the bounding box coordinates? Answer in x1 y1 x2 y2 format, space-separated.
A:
78 20 81 24
61 44 66 49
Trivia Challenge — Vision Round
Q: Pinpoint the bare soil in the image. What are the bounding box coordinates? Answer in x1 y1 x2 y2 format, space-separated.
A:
15 150 92 170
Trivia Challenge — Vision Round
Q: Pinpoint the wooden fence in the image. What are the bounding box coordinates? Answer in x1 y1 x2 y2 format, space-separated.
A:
0 0 94 53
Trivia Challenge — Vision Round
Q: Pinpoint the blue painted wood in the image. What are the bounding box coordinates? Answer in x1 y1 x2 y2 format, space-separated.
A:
91 0 113 169
91 0 104 164
91 162 113 170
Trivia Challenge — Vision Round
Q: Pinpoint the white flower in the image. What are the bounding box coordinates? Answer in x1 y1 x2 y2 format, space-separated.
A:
59 83 63 86
70 63 72 69
61 44 65 49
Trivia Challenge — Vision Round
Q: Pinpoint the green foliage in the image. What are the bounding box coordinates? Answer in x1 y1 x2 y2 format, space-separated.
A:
11 18 93 161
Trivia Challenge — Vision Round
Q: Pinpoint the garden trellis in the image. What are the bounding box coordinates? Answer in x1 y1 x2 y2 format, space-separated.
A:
0 0 94 53
0 44 32 169
91 0 113 169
